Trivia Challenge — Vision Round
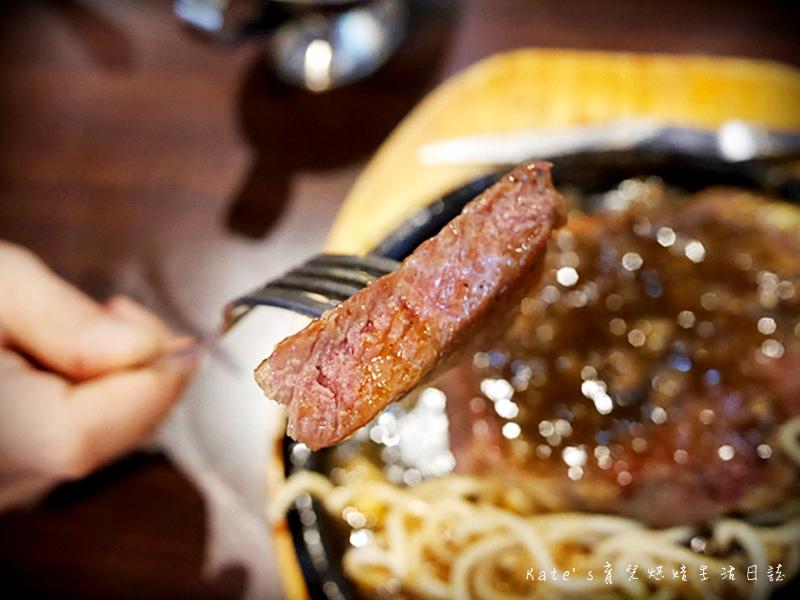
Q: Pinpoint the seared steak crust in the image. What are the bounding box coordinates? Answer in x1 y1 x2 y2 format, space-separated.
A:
256 162 566 450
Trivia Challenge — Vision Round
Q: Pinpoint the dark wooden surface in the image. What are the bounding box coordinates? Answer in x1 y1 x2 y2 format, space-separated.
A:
0 1 798 599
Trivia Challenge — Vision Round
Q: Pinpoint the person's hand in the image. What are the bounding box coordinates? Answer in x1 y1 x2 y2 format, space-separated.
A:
0 241 197 512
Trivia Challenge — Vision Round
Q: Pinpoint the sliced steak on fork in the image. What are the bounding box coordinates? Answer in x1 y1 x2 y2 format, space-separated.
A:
256 161 567 450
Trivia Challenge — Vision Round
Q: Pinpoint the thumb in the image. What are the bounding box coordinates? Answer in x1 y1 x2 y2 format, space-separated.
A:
0 242 171 379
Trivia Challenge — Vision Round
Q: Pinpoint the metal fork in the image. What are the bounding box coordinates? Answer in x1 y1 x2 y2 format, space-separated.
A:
224 253 401 325
150 253 400 367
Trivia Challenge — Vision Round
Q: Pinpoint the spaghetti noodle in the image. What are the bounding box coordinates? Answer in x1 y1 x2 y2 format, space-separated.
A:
271 420 800 600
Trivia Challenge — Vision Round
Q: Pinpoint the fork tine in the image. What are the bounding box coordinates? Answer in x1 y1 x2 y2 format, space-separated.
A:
275 272 365 300
308 253 400 277
227 286 338 320
224 253 401 324
290 265 376 288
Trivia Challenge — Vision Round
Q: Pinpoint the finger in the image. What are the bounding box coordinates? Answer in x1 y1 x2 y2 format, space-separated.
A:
0 349 71 474
104 296 198 359
0 343 31 372
105 296 202 366
104 295 173 339
61 359 197 478
0 242 171 379
0 472 54 514
0 353 197 480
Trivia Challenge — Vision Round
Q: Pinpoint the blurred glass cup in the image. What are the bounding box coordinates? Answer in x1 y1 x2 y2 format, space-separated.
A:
175 0 408 91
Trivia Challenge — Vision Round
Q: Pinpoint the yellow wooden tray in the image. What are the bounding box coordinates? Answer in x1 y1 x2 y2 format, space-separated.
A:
273 48 800 599
325 48 800 255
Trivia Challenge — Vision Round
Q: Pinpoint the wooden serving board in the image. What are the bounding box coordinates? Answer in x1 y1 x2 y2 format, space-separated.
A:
324 49 800 255
273 48 800 598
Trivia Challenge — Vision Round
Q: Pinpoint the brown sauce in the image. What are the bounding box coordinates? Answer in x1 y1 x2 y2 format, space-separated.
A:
452 180 800 525
331 179 800 528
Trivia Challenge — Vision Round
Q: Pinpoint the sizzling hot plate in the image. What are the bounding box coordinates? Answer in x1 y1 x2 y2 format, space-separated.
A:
281 148 800 600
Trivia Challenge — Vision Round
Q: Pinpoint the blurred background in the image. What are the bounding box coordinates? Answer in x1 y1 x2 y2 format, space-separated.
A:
0 1 798 599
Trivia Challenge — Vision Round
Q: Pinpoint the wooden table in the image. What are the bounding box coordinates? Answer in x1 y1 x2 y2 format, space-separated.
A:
0 1 798 599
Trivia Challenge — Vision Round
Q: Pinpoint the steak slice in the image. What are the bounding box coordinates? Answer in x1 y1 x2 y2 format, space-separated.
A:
256 161 567 450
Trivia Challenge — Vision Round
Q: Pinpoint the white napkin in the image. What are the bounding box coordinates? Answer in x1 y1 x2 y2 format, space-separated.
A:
114 240 314 600
154 306 307 600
